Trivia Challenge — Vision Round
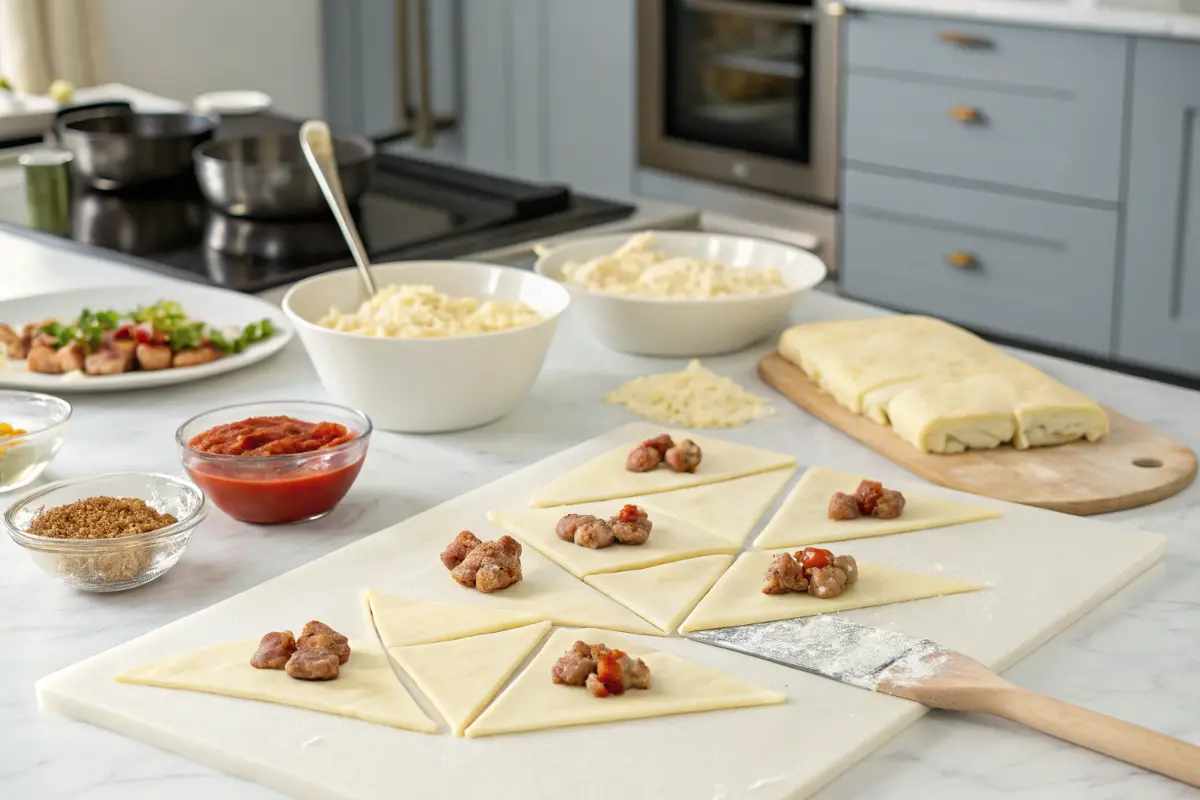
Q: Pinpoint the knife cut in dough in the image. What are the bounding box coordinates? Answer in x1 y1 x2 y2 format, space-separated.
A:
585 555 734 634
364 590 545 648
489 505 737 578
754 467 999 549
635 466 795 546
391 621 551 736
367 550 661 637
529 431 795 508
464 628 785 738
115 640 437 734
679 551 984 633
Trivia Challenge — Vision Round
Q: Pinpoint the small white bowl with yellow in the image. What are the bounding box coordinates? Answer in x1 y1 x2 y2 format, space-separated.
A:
535 231 827 357
282 262 569 433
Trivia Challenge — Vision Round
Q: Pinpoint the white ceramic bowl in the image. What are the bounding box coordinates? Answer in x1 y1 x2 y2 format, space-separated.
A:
282 261 569 433
535 230 828 356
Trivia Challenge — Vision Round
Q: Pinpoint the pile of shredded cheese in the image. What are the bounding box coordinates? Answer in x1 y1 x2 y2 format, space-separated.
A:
560 233 787 299
604 360 775 428
318 284 542 338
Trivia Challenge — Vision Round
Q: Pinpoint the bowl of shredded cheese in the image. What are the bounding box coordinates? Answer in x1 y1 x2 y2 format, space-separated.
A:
282 261 569 432
535 231 826 356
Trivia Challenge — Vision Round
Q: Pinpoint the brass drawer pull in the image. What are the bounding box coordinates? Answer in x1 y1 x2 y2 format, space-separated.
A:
949 106 984 123
946 251 978 269
939 31 992 48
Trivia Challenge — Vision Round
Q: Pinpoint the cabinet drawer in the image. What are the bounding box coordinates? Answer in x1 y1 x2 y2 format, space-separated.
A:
844 72 1124 201
845 12 1129 96
841 171 1117 355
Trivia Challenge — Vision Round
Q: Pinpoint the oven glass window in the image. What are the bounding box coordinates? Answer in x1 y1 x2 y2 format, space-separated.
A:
664 0 813 164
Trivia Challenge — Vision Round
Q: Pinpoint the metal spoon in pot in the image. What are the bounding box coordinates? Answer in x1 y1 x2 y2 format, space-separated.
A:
299 119 378 296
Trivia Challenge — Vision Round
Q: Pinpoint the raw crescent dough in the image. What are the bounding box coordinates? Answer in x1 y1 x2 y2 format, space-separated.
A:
529 431 795 508
680 551 984 633
635 467 795 546
464 628 785 738
585 555 734 634
115 640 437 734
390 621 551 735
488 505 737 578
364 590 545 647
754 467 999 549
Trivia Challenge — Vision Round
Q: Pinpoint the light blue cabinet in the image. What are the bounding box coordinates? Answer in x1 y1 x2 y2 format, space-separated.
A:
1117 38 1200 377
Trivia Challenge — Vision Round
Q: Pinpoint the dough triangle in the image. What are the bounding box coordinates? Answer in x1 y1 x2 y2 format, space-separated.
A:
530 431 796 508
391 621 551 736
464 627 785 738
364 589 545 647
585 555 734 634
488 505 737 578
680 550 984 633
115 640 437 734
635 467 795 545
754 467 999 549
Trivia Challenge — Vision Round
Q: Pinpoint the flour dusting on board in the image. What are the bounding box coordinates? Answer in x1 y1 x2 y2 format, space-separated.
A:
686 616 950 691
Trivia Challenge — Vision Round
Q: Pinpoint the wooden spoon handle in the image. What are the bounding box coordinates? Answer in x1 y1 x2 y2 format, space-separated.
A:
992 688 1200 787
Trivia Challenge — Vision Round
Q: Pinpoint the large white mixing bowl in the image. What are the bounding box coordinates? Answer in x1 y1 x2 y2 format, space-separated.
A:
283 261 569 433
535 231 828 356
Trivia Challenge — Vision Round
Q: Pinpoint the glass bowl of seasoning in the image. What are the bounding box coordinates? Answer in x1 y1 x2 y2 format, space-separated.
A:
4 472 207 591
0 390 71 493
176 400 371 524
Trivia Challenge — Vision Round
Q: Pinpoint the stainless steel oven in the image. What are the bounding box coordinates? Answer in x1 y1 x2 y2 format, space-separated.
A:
638 0 844 206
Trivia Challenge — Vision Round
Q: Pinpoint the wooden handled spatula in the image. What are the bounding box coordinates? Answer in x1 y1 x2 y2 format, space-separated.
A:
686 616 1200 787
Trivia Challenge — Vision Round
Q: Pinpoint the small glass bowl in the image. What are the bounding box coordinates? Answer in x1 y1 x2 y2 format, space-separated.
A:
4 472 207 592
0 390 71 493
176 400 372 525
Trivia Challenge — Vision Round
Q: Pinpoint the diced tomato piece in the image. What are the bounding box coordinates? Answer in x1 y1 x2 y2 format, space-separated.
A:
595 653 626 696
798 547 834 571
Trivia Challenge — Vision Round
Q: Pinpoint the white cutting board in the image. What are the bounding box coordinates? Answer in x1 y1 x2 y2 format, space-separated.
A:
36 423 1168 800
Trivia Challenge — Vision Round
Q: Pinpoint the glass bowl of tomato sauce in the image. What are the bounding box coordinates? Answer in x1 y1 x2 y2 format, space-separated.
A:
176 401 371 524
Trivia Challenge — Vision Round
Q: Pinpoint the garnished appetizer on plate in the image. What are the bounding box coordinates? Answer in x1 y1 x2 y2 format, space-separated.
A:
0 300 274 376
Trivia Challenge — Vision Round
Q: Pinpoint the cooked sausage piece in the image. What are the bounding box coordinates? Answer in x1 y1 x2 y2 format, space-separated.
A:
6 331 31 360
136 343 173 371
84 348 131 375
555 513 599 542
664 439 702 473
250 630 297 669
762 552 808 595
832 554 858 585
297 621 351 664
285 647 340 680
827 491 862 521
854 480 884 516
872 489 905 519
552 641 651 697
26 345 62 374
440 530 483 569
172 343 222 368
56 342 85 372
573 518 615 549
551 641 597 686
641 434 675 456
609 504 652 545
450 535 523 592
807 565 849 599
626 444 661 473
0 323 18 349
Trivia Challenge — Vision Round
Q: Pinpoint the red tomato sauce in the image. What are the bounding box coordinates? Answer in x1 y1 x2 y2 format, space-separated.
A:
188 416 357 456
186 457 365 525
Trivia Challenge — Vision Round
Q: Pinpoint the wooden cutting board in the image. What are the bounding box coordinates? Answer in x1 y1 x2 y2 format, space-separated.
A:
759 353 1197 515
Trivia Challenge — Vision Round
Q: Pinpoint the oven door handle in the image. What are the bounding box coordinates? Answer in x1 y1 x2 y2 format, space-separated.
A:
681 0 818 24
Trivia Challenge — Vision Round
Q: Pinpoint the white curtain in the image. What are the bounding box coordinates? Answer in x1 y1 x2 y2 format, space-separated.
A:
0 0 107 93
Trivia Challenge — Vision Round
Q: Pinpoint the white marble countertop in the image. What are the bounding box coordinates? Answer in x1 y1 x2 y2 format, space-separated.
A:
2 223 1198 799
846 0 1200 39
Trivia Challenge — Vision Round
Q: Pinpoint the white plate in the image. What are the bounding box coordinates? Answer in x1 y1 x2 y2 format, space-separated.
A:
0 285 293 393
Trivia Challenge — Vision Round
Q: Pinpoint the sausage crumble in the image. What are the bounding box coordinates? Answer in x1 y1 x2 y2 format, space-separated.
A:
828 479 906 521
250 620 351 680
625 434 702 474
550 640 651 698
762 548 858 599
555 505 652 550
443 532 523 592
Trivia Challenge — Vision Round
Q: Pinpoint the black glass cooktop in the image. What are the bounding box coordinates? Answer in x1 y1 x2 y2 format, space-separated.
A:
0 113 635 293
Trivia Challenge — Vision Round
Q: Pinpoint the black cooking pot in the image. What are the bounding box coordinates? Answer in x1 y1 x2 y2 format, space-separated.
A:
57 106 218 190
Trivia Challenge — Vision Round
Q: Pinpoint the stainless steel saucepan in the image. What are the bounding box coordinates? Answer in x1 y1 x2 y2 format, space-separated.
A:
193 134 375 219
57 106 218 190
